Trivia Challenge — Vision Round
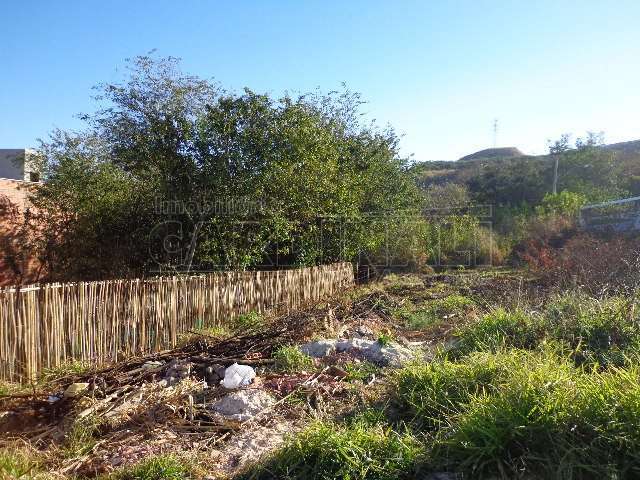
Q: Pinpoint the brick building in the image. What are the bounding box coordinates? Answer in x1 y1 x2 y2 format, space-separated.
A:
0 177 42 286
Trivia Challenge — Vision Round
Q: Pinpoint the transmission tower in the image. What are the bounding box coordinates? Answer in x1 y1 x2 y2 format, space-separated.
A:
492 118 498 147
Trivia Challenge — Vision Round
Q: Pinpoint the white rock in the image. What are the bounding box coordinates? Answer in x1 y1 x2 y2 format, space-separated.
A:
363 342 414 367
354 325 375 337
221 363 256 389
211 389 275 421
63 382 89 398
336 337 374 352
299 339 337 358
336 338 414 367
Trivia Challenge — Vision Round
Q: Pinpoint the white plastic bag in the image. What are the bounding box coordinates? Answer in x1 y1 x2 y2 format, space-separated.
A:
221 363 256 389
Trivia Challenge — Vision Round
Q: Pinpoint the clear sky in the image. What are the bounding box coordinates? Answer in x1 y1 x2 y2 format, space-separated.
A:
2 1 639 161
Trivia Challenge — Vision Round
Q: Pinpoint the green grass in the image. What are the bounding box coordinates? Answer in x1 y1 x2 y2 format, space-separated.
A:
62 416 103 458
108 455 194 480
450 294 640 368
380 274 425 294
240 421 424 480
38 359 92 384
376 332 394 346
395 349 640 478
0 447 44 479
395 295 474 330
344 361 380 383
450 308 541 357
544 293 640 366
233 311 265 331
273 346 314 373
243 289 640 479
248 349 640 479
0 380 28 396
177 324 231 346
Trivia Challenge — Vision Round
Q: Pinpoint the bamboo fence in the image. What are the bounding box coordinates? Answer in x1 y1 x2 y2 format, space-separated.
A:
0 262 354 383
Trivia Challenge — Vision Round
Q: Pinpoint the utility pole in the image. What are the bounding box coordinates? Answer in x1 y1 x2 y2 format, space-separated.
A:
552 156 559 194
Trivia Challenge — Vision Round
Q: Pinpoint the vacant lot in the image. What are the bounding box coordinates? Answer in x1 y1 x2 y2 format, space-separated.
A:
2 268 638 479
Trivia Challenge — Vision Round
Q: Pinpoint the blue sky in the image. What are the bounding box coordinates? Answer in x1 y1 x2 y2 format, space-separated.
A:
2 1 639 161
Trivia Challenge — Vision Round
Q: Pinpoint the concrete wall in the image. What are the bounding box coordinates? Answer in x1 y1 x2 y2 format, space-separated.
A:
0 149 40 181
0 149 25 180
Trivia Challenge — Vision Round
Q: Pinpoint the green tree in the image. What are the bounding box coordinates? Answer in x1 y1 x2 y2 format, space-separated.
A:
32 56 420 280
548 132 627 202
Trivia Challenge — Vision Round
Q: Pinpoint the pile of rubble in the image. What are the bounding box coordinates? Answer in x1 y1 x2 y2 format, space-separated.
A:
299 334 415 367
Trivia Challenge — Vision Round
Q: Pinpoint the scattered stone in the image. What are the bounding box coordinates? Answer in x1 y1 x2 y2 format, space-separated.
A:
63 383 89 398
211 389 275 421
354 325 374 337
164 359 192 386
222 363 256 389
336 337 373 352
299 339 337 358
363 341 414 367
335 338 414 367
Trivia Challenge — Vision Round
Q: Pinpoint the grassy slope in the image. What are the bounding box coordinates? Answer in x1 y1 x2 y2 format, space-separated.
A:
241 271 640 480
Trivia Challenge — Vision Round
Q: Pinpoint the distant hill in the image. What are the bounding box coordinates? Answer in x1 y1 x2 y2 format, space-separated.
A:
602 140 640 160
410 138 640 207
458 147 525 162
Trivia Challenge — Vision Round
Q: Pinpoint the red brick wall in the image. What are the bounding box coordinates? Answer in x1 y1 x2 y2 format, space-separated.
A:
0 179 42 286
0 178 30 209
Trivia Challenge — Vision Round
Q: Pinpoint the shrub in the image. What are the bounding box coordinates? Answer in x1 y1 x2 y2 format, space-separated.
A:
273 346 313 373
535 190 587 217
514 214 575 270
232 311 265 331
32 56 422 280
539 234 640 295
242 421 423 480
424 216 505 267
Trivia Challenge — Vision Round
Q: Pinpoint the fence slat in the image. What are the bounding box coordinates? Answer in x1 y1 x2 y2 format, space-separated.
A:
0 263 354 383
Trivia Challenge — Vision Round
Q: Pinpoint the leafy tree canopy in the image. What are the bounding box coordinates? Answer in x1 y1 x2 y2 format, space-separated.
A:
31 56 420 280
